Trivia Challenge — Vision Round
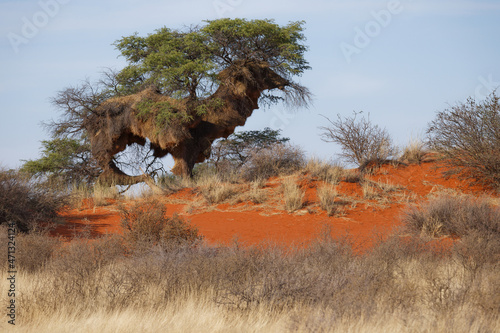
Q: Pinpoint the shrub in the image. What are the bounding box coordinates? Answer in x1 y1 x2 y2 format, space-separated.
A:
120 198 203 249
0 169 66 232
319 112 397 167
242 143 306 181
402 194 500 238
427 92 500 190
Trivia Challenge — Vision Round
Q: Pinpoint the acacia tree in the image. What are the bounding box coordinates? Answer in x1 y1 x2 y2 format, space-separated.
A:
47 18 310 184
114 18 310 104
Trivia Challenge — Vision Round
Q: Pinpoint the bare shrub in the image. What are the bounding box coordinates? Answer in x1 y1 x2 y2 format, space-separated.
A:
320 111 397 167
317 185 338 216
119 198 203 249
242 143 306 181
402 195 500 238
305 158 344 184
281 177 305 212
0 169 66 232
427 92 500 190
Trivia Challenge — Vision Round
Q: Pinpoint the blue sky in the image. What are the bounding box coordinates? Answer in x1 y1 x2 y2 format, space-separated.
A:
1 0 499 170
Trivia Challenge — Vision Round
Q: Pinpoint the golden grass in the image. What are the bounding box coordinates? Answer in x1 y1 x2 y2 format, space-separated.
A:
281 177 305 212
197 174 237 204
317 185 338 216
2 238 499 333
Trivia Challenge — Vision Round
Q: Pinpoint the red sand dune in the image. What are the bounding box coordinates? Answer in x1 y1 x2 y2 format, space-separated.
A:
52 161 497 248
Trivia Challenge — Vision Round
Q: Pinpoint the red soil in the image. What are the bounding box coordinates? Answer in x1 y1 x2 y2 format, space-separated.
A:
52 161 497 248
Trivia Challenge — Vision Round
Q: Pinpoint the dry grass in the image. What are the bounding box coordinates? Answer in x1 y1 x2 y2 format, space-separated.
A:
1 227 499 333
362 181 379 199
400 137 428 164
305 158 344 184
402 194 500 238
197 174 237 204
70 182 120 209
246 183 269 204
317 185 338 216
281 177 305 212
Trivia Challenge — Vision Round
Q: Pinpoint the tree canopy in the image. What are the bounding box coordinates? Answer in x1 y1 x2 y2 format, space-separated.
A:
113 18 310 104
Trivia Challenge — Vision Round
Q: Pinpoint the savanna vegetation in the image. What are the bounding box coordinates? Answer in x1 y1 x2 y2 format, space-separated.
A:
2 17 500 333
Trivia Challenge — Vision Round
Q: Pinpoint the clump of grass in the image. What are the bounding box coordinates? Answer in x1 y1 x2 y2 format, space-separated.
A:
317 185 338 216
281 177 305 213
362 181 379 199
247 180 268 204
305 158 344 184
93 183 120 206
197 175 236 204
342 169 363 183
400 137 428 164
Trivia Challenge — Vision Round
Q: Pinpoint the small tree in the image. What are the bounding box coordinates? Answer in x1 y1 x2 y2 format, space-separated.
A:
427 92 500 189
319 112 396 167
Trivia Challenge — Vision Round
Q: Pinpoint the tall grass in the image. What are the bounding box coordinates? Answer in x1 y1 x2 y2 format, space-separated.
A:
1 226 499 332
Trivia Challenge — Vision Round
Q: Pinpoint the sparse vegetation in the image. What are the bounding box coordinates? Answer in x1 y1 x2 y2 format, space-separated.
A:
119 198 202 250
400 136 428 164
197 174 237 204
402 194 500 239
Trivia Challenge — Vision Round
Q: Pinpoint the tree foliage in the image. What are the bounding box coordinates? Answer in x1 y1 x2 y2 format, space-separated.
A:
114 18 310 104
21 138 100 186
427 92 500 189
